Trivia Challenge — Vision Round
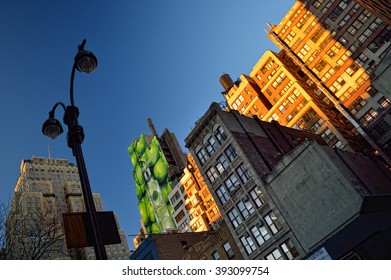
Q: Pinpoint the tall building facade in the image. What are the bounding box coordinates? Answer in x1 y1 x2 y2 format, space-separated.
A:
168 153 221 233
353 0 391 25
185 102 327 259
222 0 391 164
5 157 130 260
128 119 189 240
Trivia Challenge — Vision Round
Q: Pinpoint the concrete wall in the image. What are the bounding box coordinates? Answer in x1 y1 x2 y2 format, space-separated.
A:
266 141 366 252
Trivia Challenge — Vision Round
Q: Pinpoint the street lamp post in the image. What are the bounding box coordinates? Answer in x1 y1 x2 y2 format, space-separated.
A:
42 39 108 260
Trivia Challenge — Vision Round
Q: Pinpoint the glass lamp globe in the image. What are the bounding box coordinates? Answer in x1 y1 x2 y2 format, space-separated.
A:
42 117 64 139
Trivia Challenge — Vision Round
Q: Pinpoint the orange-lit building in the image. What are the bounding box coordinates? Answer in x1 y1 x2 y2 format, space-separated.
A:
169 154 221 233
184 154 221 230
221 50 360 151
221 0 391 163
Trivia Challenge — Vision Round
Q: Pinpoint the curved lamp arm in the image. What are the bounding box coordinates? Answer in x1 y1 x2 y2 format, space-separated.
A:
70 39 97 107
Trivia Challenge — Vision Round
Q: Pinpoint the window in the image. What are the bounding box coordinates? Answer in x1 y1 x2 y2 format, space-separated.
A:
360 108 379 127
368 28 391 53
204 134 218 156
223 242 235 259
265 248 283 260
329 0 348 21
225 173 240 193
170 191 181 205
345 62 360 76
356 53 369 66
240 233 256 255
173 200 183 212
378 97 390 109
268 113 279 122
339 87 354 102
236 164 251 184
261 58 275 74
310 118 325 132
249 187 265 208
237 198 255 220
216 154 229 174
330 77 346 92
348 97 367 115
298 44 311 59
321 128 336 143
311 26 325 43
285 30 296 44
224 144 237 162
227 208 242 229
214 124 227 144
312 0 325 8
280 239 299 260
271 72 287 89
232 95 244 110
195 145 208 166
206 166 219 184
264 212 283 234
212 251 220 260
251 222 270 246
216 185 230 205
175 210 185 223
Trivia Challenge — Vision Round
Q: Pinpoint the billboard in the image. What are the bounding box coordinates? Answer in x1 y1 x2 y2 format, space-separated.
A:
128 134 175 234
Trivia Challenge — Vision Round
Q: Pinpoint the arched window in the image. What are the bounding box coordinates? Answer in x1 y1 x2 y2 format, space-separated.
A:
203 133 218 156
195 144 208 166
213 124 227 144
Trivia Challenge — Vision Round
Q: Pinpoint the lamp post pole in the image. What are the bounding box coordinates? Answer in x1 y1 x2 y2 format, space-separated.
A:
64 106 108 260
43 40 108 259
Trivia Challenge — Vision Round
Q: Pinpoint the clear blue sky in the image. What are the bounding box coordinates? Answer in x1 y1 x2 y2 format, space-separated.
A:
0 0 294 249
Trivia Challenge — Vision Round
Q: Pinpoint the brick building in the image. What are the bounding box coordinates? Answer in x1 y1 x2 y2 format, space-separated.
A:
185 102 327 259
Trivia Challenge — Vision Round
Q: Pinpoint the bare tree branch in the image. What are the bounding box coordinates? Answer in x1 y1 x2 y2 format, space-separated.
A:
1 199 68 260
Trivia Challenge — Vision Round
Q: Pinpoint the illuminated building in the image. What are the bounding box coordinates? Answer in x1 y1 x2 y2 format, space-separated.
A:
222 0 391 163
169 154 221 233
5 157 130 260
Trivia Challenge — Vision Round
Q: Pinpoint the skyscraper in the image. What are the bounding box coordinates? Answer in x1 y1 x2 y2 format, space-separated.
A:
353 0 391 25
5 157 130 260
221 0 391 164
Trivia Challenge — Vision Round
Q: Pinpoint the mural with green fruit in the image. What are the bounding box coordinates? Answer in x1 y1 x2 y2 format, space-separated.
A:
128 134 175 234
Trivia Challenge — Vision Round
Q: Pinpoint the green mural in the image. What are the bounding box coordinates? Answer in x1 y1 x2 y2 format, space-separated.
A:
128 134 175 234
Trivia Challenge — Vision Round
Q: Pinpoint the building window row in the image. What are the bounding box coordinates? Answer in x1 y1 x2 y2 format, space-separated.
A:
265 239 299 260
195 124 227 165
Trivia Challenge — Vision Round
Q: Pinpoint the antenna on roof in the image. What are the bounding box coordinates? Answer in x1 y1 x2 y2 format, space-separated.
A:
48 144 51 159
